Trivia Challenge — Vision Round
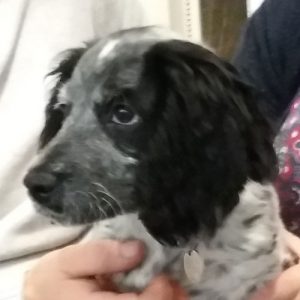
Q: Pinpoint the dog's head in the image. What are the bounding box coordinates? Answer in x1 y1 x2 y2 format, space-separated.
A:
24 27 277 246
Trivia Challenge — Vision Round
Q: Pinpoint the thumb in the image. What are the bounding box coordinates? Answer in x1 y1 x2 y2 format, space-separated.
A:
56 240 145 277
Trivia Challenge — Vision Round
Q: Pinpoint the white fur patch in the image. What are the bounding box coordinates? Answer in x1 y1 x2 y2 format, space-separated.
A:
98 39 119 60
88 180 286 300
53 86 69 109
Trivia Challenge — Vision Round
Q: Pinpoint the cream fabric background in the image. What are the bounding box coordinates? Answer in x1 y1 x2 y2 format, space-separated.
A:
0 1 162 298
0 1 259 299
247 0 264 15
0 1 214 298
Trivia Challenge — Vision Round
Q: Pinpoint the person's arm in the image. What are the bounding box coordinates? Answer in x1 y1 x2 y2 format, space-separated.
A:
233 0 300 123
23 240 187 300
251 231 300 300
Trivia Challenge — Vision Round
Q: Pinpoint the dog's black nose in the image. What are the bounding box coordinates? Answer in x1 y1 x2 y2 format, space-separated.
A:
24 170 58 205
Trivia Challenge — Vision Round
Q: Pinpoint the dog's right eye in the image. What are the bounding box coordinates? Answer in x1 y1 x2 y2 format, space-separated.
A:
54 103 69 116
112 104 139 125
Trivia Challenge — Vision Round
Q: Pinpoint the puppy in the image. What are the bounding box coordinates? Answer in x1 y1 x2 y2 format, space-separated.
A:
24 26 286 300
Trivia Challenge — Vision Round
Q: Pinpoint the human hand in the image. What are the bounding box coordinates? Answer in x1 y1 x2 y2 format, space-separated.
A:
23 240 187 300
251 231 300 300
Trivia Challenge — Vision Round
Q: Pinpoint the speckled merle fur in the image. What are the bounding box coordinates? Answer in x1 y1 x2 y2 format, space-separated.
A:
24 27 286 299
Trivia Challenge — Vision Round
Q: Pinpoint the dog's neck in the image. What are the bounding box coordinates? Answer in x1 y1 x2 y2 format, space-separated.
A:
87 180 283 295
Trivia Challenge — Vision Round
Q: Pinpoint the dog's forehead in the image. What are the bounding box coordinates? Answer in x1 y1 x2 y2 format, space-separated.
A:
97 26 181 58
61 27 181 111
77 26 181 82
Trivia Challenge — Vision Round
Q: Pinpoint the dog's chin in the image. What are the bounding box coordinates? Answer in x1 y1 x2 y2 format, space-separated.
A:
33 202 119 226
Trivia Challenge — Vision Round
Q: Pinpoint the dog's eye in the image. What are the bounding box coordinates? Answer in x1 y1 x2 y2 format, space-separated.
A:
112 104 139 125
53 103 69 116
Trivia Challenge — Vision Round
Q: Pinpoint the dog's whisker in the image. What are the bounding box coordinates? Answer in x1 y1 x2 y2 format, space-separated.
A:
90 200 107 220
89 191 119 216
73 190 104 220
87 192 108 219
92 182 121 213
74 189 119 218
86 194 107 219
92 182 110 194
95 202 108 219
87 191 99 202
96 189 123 215
100 195 118 216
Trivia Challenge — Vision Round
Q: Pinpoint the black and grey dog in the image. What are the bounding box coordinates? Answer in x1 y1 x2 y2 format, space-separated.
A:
24 27 287 299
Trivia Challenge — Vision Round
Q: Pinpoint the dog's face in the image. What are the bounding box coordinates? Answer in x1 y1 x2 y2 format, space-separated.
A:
24 27 277 245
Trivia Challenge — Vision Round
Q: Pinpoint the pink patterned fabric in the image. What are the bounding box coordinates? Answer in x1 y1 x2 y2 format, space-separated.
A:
275 96 300 237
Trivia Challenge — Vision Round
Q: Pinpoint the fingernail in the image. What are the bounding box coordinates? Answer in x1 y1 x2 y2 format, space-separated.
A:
120 241 142 258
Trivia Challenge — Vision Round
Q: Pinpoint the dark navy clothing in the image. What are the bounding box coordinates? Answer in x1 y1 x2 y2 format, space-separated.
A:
233 0 300 123
233 0 300 236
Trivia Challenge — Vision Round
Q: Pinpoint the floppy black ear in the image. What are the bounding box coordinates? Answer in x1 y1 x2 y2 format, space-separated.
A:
147 39 277 182
135 40 277 245
40 47 87 147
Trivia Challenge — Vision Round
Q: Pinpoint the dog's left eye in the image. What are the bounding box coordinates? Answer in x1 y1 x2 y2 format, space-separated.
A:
112 104 139 125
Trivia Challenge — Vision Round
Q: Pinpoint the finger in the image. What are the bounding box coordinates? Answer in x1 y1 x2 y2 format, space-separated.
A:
140 276 173 300
64 282 138 300
250 285 275 300
95 275 119 292
285 230 300 257
57 240 144 277
89 291 138 300
251 264 300 300
170 280 189 300
272 264 300 299
140 276 188 300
